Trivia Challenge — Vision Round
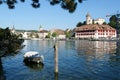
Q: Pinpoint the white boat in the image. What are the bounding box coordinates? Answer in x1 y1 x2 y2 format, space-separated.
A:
23 51 44 63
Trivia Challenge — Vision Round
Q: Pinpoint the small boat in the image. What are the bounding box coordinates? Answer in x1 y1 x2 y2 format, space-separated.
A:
23 51 44 63
24 61 44 70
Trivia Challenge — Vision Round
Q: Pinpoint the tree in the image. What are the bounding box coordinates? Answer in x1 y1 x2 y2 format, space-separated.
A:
76 22 83 27
46 32 51 38
65 30 72 38
108 21 116 28
110 15 117 22
108 15 120 29
52 32 57 38
0 0 85 13
103 22 107 25
0 27 24 56
76 21 86 27
83 21 86 25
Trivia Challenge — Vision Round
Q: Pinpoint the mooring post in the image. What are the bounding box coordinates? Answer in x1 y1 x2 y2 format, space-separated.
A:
54 42 58 74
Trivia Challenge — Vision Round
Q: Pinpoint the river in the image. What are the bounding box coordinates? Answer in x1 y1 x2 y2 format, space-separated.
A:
0 40 120 80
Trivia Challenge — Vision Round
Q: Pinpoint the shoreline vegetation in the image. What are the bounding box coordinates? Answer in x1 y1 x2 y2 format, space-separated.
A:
0 27 24 57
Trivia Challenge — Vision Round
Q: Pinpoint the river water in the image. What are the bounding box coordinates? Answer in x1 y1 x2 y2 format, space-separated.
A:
0 40 120 80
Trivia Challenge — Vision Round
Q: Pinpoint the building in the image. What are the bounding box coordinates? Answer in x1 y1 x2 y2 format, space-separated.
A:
11 26 16 34
75 24 116 39
22 32 29 38
86 13 93 25
94 18 105 25
38 27 48 39
50 29 66 40
75 13 116 39
86 12 105 25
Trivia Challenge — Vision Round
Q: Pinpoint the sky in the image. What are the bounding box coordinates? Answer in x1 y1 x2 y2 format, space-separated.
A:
0 0 120 30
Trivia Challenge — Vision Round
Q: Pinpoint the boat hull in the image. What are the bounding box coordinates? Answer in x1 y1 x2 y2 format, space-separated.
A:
23 57 43 63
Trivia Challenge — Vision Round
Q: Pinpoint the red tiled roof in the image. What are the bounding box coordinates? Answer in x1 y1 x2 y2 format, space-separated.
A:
53 29 65 35
75 24 116 31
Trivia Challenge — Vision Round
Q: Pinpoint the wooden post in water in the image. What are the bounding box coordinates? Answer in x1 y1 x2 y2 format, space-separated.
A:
54 42 58 74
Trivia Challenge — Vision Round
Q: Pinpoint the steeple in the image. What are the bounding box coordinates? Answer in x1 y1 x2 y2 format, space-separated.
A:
11 25 16 34
86 12 91 17
39 25 43 31
86 12 92 25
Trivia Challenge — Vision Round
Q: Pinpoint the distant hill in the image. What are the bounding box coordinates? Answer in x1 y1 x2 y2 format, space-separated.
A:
16 30 38 33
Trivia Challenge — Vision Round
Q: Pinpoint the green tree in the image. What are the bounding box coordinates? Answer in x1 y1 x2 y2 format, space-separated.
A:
83 21 86 25
103 22 107 25
46 32 51 38
76 21 86 27
0 27 24 56
110 15 117 22
35 33 39 38
108 15 117 28
76 22 83 27
65 31 72 38
0 28 4 40
108 21 116 28
0 0 85 13
52 32 57 38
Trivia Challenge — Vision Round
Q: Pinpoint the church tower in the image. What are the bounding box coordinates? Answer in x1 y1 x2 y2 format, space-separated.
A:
39 25 43 31
86 12 92 25
11 25 16 34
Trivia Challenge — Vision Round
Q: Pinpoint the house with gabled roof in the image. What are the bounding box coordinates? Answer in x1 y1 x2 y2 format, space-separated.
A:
75 13 116 39
38 27 48 39
75 24 116 39
50 29 66 40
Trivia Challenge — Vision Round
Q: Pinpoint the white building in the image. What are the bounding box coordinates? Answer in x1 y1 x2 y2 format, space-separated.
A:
22 32 30 38
75 24 116 39
11 26 16 34
86 12 105 25
38 27 48 39
94 18 105 25
50 29 66 40
74 13 116 39
86 13 93 25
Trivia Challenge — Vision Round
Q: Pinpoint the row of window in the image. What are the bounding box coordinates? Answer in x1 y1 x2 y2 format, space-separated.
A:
98 33 115 35
76 32 116 36
98 30 116 32
76 30 95 32
77 33 95 35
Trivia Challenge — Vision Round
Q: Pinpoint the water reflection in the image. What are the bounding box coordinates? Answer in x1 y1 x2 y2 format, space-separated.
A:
75 40 117 61
24 62 44 71
23 40 55 53
110 41 120 61
1 40 120 80
54 73 58 80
